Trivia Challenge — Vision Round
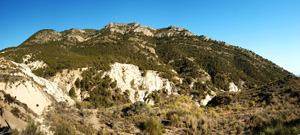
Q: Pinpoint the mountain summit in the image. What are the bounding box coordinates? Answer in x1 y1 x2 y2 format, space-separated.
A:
103 22 195 37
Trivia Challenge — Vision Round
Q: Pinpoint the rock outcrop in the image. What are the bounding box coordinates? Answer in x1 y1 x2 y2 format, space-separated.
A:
155 26 195 37
104 23 156 36
103 23 195 37
105 63 176 103
229 82 241 92
200 91 216 106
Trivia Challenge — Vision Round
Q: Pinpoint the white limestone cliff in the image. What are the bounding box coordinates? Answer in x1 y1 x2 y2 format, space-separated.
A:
105 63 176 103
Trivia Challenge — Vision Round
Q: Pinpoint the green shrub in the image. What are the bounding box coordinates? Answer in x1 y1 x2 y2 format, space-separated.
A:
207 93 233 107
123 101 149 116
144 117 163 135
110 80 117 88
169 114 180 127
69 87 76 97
21 121 45 135
75 78 81 88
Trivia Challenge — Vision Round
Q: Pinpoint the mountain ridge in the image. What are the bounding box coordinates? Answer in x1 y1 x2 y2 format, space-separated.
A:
20 23 197 46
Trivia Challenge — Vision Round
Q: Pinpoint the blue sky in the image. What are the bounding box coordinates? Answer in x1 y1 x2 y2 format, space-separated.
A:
0 0 299 75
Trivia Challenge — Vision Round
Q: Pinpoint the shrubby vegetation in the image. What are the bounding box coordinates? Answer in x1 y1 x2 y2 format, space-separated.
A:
11 121 45 135
144 117 164 135
75 68 129 108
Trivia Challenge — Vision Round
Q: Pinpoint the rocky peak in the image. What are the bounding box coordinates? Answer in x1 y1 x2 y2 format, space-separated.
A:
103 22 156 36
103 23 195 37
155 26 195 37
22 29 62 45
22 28 99 45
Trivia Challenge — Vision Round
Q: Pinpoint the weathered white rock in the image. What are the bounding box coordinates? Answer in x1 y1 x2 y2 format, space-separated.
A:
133 27 154 36
155 26 195 37
229 82 241 92
4 61 75 115
22 54 48 71
200 91 216 106
105 63 175 103
104 23 155 36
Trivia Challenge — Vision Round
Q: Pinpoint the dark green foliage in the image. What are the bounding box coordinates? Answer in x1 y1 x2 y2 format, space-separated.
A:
69 87 76 97
207 93 233 107
154 35 289 89
110 80 117 88
75 78 81 88
122 101 150 116
76 68 129 108
147 91 161 103
193 81 207 94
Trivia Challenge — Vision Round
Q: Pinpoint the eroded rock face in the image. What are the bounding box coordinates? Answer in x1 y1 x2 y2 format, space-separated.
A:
50 69 83 100
0 57 74 115
105 62 176 103
22 54 48 70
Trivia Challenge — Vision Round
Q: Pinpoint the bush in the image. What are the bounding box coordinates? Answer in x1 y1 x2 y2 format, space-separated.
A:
249 101 255 107
207 94 233 107
11 107 21 117
69 87 76 97
54 122 75 135
21 121 45 135
75 78 81 88
122 101 149 116
110 80 117 88
169 114 180 127
144 117 163 135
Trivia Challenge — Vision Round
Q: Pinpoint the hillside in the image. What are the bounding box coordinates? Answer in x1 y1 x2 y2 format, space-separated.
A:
1 23 289 89
0 23 296 134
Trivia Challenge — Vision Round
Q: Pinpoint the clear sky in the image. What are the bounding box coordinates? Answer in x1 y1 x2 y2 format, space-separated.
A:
0 0 299 75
